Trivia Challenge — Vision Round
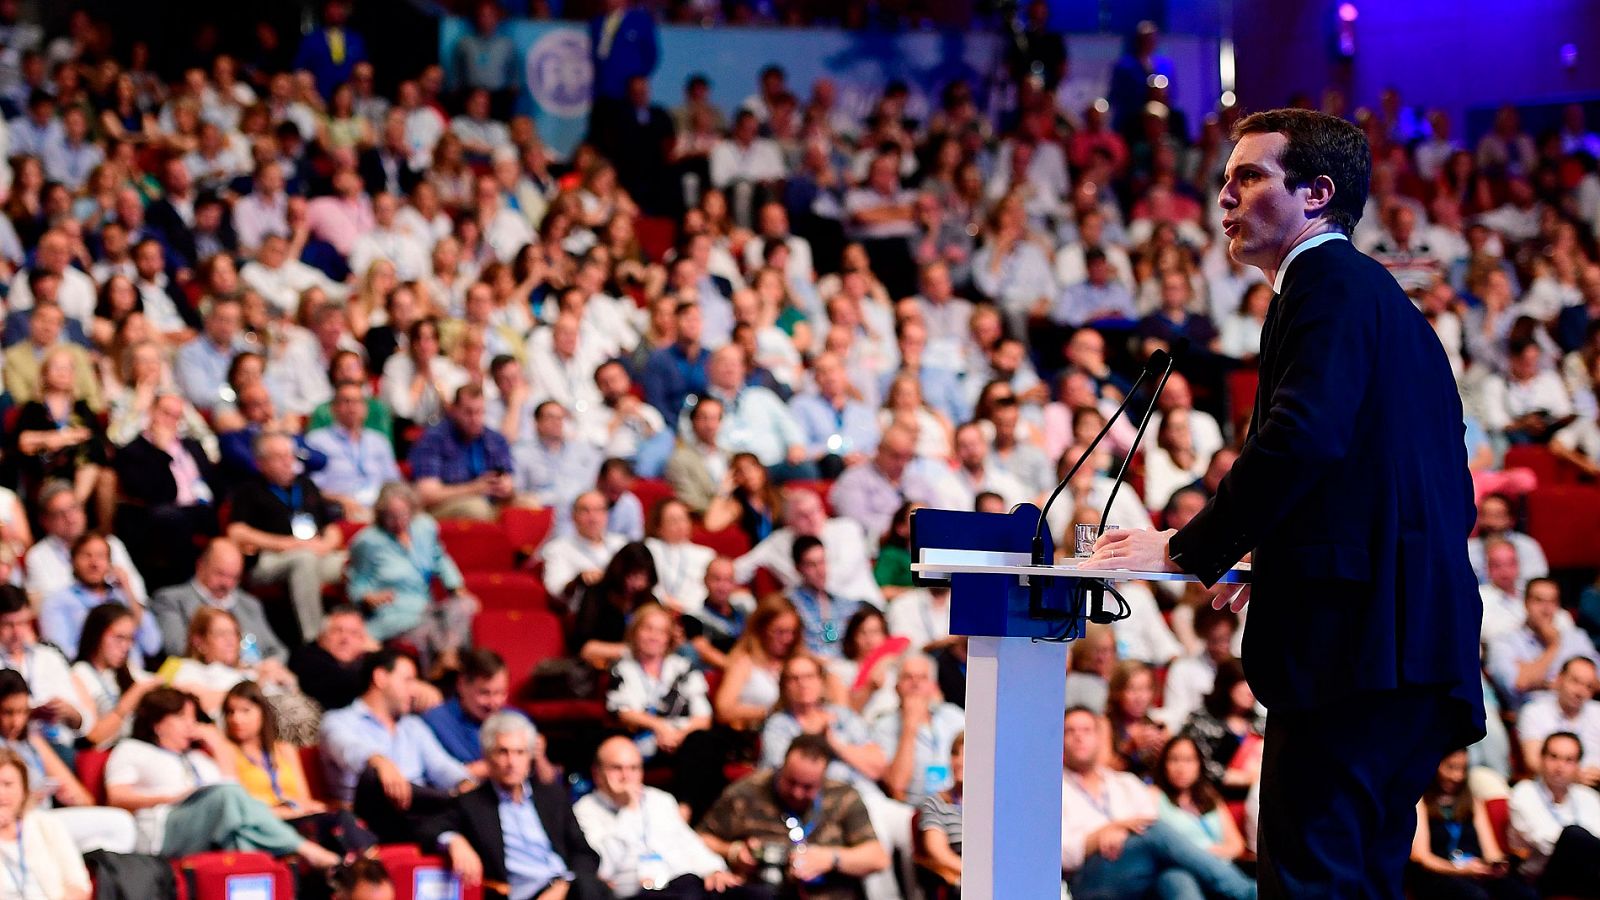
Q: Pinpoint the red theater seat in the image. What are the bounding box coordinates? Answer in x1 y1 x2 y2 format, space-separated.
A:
439 519 517 572
632 478 677 518
375 845 484 900
175 851 294 900
464 570 548 610
501 506 556 557
1527 486 1600 569
75 748 110 805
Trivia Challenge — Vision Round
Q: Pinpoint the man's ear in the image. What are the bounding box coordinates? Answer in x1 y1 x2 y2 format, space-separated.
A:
1304 174 1337 217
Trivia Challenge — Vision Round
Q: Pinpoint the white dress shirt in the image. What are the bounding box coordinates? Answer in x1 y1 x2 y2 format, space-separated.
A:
1508 779 1600 877
572 786 727 896
540 533 627 598
732 519 884 607
25 534 146 605
644 538 715 614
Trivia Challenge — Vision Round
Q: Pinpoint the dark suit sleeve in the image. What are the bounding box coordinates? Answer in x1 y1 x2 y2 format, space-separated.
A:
1168 274 1379 586
416 797 470 855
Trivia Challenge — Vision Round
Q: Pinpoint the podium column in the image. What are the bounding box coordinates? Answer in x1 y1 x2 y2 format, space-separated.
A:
961 634 1068 900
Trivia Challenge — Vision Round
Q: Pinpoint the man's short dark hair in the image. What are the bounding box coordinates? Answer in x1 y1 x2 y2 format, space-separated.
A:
1559 656 1597 678
791 534 825 567
1192 604 1239 638
973 490 1003 511
1525 576 1560 600
1064 704 1099 723
331 857 392 899
689 394 722 419
785 732 834 765
0 585 29 617
1231 108 1371 235
1543 731 1583 759
362 646 415 689
1083 247 1107 266
458 647 507 683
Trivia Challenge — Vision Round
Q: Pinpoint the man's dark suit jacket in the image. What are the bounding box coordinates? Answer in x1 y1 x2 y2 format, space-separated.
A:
144 199 198 266
358 146 423 198
1167 237 1485 747
420 780 605 899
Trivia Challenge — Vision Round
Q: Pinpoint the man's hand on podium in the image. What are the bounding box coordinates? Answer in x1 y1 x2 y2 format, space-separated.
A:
1078 528 1178 573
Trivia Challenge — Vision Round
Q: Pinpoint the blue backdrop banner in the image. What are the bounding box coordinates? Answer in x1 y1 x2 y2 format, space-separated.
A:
440 18 1218 160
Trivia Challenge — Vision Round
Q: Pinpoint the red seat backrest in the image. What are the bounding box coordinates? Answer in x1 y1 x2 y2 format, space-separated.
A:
298 745 332 803
471 607 567 693
463 570 549 610
1485 796 1510 857
1527 486 1600 569
75 748 110 805
500 506 556 558
691 523 751 559
438 519 516 572
176 851 294 900
375 844 484 900
632 479 677 520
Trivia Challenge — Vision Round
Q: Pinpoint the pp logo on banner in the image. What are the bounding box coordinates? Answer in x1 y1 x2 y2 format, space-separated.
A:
525 29 592 117
415 868 464 900
225 874 275 900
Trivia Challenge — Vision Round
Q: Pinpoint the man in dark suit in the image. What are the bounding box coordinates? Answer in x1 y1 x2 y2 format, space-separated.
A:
359 108 424 199
592 75 677 217
424 712 614 900
1083 109 1484 897
587 0 658 142
145 157 200 268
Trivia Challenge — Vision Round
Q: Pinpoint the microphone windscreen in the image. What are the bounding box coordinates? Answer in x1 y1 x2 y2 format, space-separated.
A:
1169 336 1192 361
1144 348 1171 373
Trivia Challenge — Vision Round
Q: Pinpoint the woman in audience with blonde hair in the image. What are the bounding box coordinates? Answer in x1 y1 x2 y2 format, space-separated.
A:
713 598 808 729
0 747 92 899
163 608 307 734
106 340 218 455
881 372 954 460
11 347 114 522
346 258 398 340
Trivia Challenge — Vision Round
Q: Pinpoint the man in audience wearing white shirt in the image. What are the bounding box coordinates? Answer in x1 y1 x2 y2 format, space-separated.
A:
1479 537 1533 643
1508 732 1600 894
540 491 627 605
872 654 965 808
886 586 953 654
935 422 1029 510
734 487 883 608
1518 657 1600 786
24 480 146 607
704 345 809 478
573 736 754 898
6 229 97 324
240 232 350 316
710 110 786 192
349 190 430 281
1487 578 1600 710
1467 493 1550 588
1158 606 1237 730
0 585 90 742
1482 340 1575 444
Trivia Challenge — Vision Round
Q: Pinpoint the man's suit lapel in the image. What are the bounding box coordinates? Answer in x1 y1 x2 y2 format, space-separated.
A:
466 785 507 874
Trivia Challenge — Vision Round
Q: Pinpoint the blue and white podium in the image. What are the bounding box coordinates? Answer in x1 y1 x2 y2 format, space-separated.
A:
909 504 1248 900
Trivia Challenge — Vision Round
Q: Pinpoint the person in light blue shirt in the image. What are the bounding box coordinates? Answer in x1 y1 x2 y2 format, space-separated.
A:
173 296 246 412
318 649 473 843
1486 578 1600 711
786 536 865 659
705 345 811 478
790 352 882 480
870 654 966 808
1051 249 1137 326
39 533 161 664
345 483 475 670
515 401 603 529
304 380 402 518
40 108 103 191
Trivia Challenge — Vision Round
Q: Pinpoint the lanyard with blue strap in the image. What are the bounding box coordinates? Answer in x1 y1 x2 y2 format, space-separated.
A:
1065 772 1112 820
249 747 297 810
2 829 27 896
336 429 368 478
270 483 303 512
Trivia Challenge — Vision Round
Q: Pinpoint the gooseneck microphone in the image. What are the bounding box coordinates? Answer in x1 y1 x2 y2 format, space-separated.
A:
1028 346 1172 619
